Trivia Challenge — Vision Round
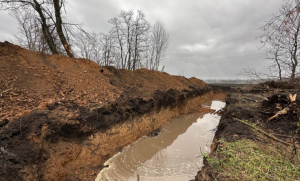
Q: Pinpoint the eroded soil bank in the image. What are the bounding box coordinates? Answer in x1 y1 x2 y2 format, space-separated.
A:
196 83 300 180
0 42 213 181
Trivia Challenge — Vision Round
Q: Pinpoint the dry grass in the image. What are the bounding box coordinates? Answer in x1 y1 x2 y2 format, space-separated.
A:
204 133 300 181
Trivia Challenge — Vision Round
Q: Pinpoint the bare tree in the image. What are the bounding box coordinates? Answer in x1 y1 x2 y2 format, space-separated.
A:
1 0 74 57
260 0 300 81
121 10 134 69
53 0 73 57
260 22 287 80
101 32 116 66
73 30 117 66
131 10 150 70
147 21 170 71
109 17 126 68
283 2 300 81
10 9 46 52
73 31 97 60
109 10 150 70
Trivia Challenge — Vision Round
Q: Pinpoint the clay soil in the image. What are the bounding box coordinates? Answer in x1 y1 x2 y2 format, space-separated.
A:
0 42 212 181
197 82 300 180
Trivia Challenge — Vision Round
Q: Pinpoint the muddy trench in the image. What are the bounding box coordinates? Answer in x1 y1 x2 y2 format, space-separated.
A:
97 99 226 181
0 86 213 181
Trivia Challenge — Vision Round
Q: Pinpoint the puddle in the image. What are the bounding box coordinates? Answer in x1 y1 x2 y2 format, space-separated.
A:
96 100 226 181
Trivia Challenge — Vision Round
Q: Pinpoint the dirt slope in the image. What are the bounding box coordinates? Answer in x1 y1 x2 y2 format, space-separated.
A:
0 41 206 122
0 42 211 181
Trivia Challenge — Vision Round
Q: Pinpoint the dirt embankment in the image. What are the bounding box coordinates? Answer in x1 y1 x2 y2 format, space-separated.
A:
196 83 300 180
0 42 212 181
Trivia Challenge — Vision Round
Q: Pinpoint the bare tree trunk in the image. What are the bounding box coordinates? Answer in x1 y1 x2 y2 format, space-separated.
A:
133 33 138 70
126 27 132 70
274 50 282 80
290 22 300 82
53 0 74 58
110 18 125 68
33 0 58 54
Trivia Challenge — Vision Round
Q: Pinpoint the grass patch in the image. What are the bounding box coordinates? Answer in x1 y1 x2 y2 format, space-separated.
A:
207 138 300 181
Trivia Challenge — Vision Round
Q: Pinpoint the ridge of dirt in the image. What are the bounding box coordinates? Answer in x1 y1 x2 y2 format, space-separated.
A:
0 42 212 181
0 42 207 122
196 84 300 180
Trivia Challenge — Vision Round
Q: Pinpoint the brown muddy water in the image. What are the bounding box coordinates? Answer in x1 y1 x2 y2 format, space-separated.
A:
96 100 225 181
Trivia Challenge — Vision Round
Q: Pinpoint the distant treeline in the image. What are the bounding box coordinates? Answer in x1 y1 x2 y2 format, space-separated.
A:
204 79 260 84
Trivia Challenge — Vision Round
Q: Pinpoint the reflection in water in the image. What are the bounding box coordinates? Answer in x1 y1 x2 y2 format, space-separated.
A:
96 100 226 181
210 101 226 111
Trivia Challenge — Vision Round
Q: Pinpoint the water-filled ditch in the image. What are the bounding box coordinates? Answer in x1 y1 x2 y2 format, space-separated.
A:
96 100 225 181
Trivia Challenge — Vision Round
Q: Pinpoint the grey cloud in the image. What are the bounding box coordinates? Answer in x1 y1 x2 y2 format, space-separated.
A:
0 11 18 41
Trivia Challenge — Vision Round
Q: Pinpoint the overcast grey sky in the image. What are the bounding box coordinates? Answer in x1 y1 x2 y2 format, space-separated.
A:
0 0 283 79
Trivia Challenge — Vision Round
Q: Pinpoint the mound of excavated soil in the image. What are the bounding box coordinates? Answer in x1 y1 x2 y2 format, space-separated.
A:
0 42 211 181
0 41 206 122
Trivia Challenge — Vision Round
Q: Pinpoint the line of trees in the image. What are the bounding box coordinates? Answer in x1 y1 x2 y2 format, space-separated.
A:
205 79 254 85
258 0 300 82
0 1 169 71
73 10 169 70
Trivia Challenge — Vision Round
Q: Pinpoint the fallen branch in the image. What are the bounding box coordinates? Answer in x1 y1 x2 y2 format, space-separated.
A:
243 108 273 114
243 98 258 102
268 107 289 121
267 94 297 121
233 118 299 148
271 133 300 139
